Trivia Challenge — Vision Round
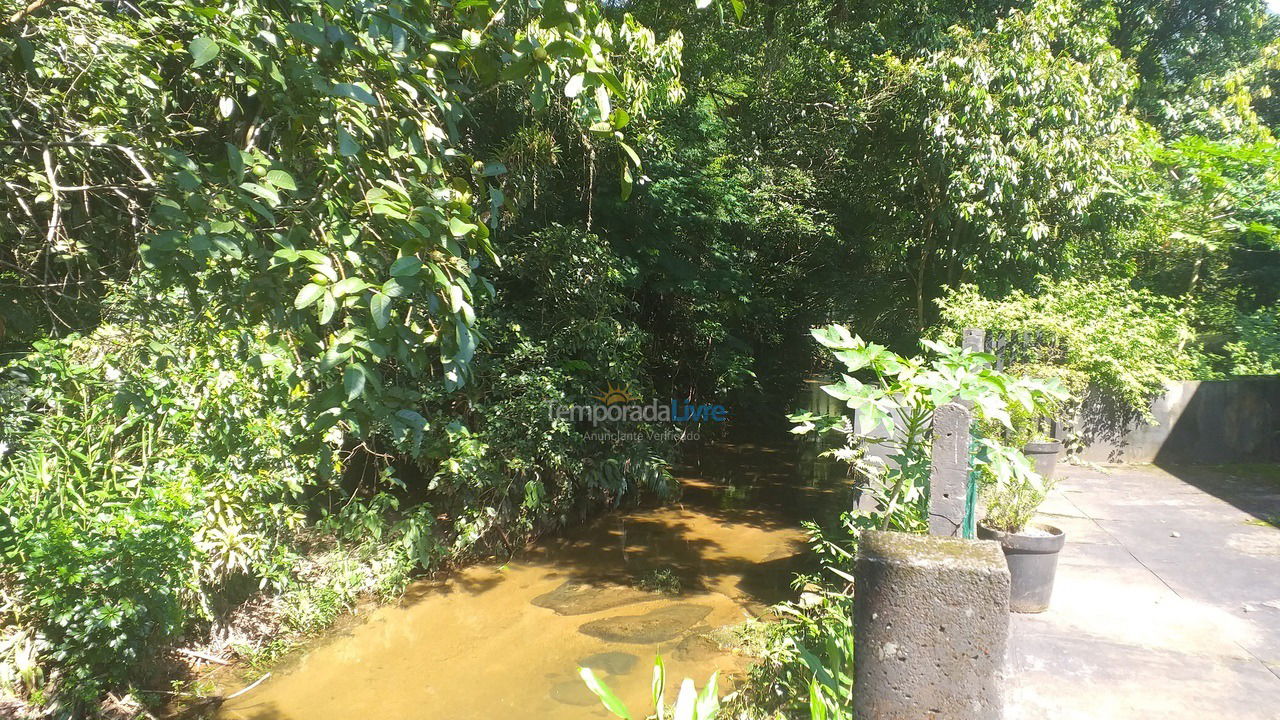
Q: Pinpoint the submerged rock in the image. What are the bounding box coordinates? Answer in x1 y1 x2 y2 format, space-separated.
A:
549 678 599 706
577 603 713 644
531 580 659 615
672 632 720 662
577 651 639 676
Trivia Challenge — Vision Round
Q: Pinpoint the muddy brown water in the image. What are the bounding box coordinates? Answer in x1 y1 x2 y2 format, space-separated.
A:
215 440 847 720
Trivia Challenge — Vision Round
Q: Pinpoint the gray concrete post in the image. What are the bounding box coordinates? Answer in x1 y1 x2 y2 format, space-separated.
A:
854 531 1010 720
929 403 971 537
962 327 985 354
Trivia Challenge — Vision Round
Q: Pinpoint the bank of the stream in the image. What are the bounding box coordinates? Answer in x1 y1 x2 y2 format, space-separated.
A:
197 438 848 719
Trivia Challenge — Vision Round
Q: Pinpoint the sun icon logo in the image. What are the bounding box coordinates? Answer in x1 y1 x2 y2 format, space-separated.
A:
592 382 639 405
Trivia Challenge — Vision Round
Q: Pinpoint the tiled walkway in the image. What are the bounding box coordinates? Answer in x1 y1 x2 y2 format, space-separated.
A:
1005 464 1280 719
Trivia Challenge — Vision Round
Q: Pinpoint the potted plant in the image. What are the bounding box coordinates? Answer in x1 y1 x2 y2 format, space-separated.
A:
789 327 1070 539
1021 437 1063 480
999 363 1088 480
789 326 1075 612
976 441 1064 613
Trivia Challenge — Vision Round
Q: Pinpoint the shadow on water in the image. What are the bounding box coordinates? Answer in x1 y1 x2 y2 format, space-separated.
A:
387 439 845 604
451 438 851 609
211 433 853 720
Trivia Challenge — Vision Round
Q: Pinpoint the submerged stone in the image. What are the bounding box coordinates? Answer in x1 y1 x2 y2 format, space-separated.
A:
531 580 659 616
549 679 599 706
577 603 713 644
577 651 639 676
672 632 720 662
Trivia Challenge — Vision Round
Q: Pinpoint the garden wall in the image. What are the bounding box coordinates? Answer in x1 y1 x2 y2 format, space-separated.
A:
1076 377 1280 464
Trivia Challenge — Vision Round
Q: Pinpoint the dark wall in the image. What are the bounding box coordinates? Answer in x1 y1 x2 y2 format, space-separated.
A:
1077 378 1280 464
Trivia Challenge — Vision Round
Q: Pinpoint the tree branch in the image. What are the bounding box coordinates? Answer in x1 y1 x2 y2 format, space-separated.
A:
6 0 58 26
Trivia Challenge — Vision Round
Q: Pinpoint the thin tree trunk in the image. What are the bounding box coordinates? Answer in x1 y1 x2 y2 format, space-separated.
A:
916 216 936 331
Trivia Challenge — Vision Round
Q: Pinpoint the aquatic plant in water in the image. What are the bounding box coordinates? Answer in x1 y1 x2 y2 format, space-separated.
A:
580 654 720 720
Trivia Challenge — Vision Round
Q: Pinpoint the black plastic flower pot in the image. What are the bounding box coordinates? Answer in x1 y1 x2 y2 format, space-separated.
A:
978 523 1066 613
1022 439 1062 480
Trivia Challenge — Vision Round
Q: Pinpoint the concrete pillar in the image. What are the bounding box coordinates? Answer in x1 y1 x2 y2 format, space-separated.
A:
929 403 971 537
854 531 1010 720
962 328 985 354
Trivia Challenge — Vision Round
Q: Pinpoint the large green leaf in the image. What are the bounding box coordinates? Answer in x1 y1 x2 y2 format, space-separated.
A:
344 365 366 400
579 668 632 720
390 256 423 277
651 654 666 712
332 82 379 106
285 22 327 47
332 277 367 297
188 36 219 67
265 169 297 191
370 293 391 329
337 126 361 156
294 283 325 309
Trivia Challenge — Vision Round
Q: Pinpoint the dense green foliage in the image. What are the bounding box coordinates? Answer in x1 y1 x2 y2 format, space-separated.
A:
799 329 1072 540
936 278 1206 416
764 331 1064 718
1228 303 1280 374
0 0 689 708
3 0 1280 715
792 327 1065 532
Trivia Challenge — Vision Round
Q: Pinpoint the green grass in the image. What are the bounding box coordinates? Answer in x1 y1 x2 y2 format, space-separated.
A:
708 618 774 657
635 567 682 595
1245 514 1280 529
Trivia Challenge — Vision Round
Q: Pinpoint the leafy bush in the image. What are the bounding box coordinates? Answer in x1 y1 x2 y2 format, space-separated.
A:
0 224 688 713
2 464 201 701
767 327 1068 720
0 0 688 707
0 230 680 706
1226 304 1280 376
0 315 314 701
974 440 1050 533
936 278 1207 417
414 224 677 548
764 563 856 720
980 362 1087 451
791 325 1066 533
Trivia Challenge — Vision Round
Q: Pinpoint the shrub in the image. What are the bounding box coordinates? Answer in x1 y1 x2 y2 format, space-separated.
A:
0 315 316 701
985 362 1088 449
1226 304 1280 376
0 228 678 706
936 278 1207 418
975 440 1050 534
1 453 202 701
791 325 1067 534
0 1 684 703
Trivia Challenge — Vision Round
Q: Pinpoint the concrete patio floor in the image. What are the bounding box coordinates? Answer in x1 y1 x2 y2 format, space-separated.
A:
1004 463 1280 719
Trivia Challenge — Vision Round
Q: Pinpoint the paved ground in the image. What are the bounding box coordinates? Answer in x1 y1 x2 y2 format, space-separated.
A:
1004 463 1280 719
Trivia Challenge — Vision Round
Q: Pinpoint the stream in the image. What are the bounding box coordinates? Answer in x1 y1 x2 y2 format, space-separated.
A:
215 438 847 720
